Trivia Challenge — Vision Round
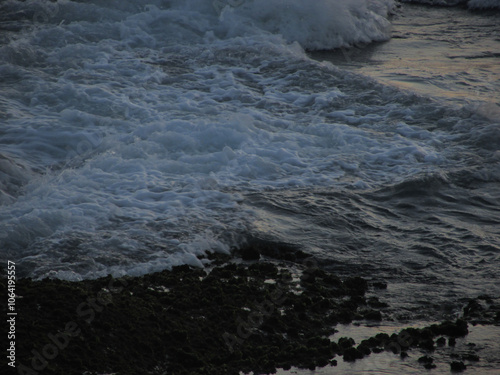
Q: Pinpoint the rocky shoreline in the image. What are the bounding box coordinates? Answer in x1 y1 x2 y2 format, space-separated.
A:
2 248 499 375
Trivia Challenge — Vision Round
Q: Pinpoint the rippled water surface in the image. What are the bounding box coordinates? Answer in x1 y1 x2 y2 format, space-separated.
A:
0 1 499 324
311 3 500 109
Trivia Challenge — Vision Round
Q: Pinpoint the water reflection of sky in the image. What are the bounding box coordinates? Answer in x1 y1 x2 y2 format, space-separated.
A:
310 3 500 108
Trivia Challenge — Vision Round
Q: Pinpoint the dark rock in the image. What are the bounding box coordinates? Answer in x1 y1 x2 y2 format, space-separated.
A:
343 277 369 296
294 250 311 260
420 328 434 340
357 343 371 356
461 296 500 324
323 273 342 287
419 339 435 352
450 361 467 372
316 357 330 368
478 294 493 302
282 363 291 370
4 257 483 375
335 309 354 324
328 341 340 353
206 251 232 265
372 281 388 289
248 261 278 276
367 297 389 308
431 319 468 337
462 353 479 361
242 238 301 261
361 337 381 348
338 337 355 350
436 337 446 347
364 310 382 321
343 347 364 362
386 341 401 354
418 355 434 364
464 299 483 317
375 333 390 342
241 246 260 260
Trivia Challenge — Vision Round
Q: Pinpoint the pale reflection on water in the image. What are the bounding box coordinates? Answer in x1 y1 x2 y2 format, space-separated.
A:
310 3 500 109
270 324 500 375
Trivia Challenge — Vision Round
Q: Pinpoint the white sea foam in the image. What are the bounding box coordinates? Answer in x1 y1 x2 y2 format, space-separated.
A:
216 0 395 49
0 0 496 279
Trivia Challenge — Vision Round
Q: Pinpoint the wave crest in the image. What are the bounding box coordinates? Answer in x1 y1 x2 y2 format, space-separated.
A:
217 0 395 49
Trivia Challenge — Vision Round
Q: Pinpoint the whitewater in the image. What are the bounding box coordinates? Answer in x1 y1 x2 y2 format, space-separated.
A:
0 0 499 335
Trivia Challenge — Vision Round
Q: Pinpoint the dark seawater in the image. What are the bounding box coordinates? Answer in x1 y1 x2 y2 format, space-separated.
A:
0 1 499 371
303 1 500 318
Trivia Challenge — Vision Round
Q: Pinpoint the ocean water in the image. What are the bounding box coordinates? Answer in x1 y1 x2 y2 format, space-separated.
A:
311 2 500 111
276 324 500 374
0 0 499 326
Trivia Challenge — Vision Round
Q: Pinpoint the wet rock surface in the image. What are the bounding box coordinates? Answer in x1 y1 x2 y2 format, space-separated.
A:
0 251 497 375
